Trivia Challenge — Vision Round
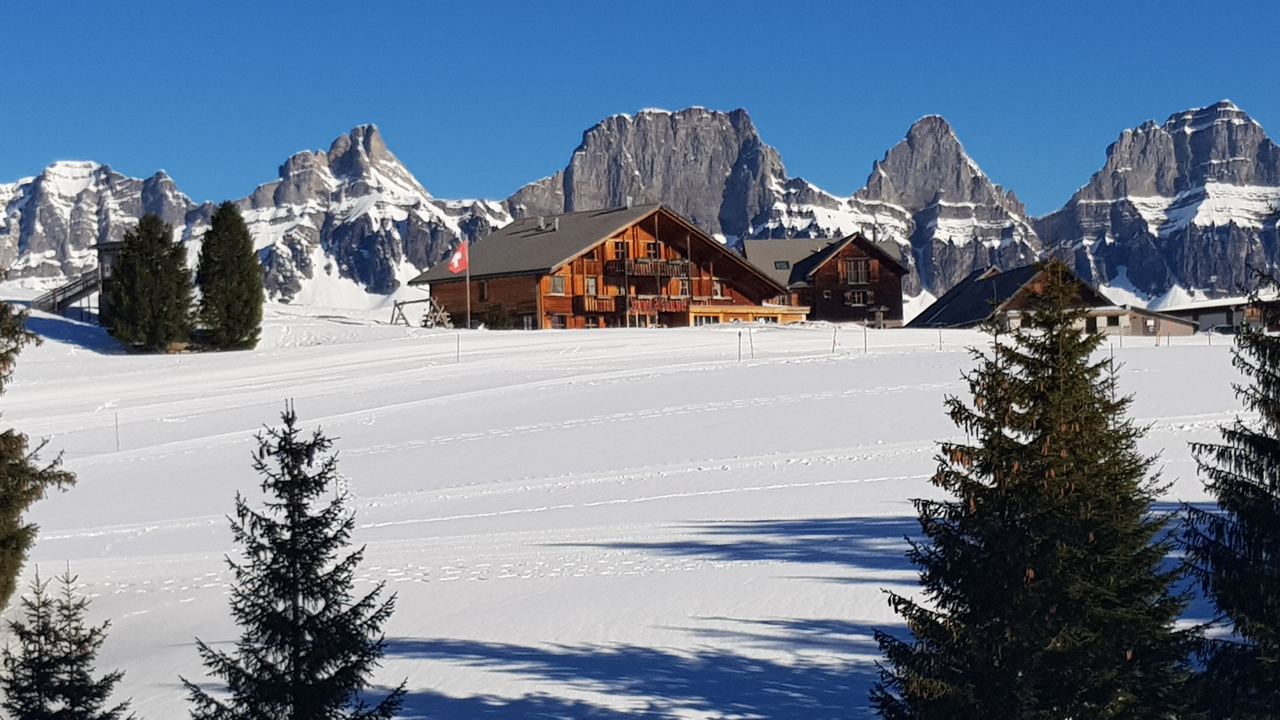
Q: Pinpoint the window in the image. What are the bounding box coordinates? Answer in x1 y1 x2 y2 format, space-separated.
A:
522 315 533 331
549 275 566 294
846 258 870 285
585 277 598 296
478 279 488 302
583 248 597 261
713 279 726 298
1107 315 1120 327
551 314 567 329
774 260 791 270
613 242 628 259
695 315 721 326
822 290 832 300
583 316 599 328
847 289 868 306
677 278 691 296
646 242 660 259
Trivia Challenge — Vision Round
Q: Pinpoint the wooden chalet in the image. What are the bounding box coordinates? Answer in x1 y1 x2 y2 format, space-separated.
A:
744 235 909 326
408 204 808 329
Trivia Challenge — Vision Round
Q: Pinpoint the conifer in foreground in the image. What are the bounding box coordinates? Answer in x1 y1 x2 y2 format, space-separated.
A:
872 259 1194 720
1184 275 1280 718
0 569 133 720
106 213 192 351
0 299 74 609
184 406 405 720
196 202 263 350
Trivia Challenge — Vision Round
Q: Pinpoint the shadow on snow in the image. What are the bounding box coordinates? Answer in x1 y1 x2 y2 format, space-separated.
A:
387 627 883 720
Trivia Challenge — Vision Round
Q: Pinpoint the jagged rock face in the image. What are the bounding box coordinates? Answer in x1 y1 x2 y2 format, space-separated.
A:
242 124 510 300
0 162 208 278
854 116 1041 295
1036 101 1280 296
506 108 786 240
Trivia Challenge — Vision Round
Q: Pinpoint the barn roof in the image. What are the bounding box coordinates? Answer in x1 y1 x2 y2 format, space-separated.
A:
906 263 1112 328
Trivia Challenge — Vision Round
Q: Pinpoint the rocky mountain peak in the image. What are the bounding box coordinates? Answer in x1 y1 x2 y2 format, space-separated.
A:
1036 100 1280 298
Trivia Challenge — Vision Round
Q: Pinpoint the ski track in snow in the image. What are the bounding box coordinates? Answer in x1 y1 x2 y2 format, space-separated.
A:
1 307 1241 719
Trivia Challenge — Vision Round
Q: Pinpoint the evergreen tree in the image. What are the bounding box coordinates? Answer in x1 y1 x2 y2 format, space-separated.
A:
184 406 405 720
0 569 133 720
872 260 1194 720
196 202 263 350
1184 275 1280 718
107 213 192 351
0 299 74 609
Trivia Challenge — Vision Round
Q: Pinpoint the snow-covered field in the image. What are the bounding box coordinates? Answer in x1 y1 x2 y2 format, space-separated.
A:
5 308 1239 719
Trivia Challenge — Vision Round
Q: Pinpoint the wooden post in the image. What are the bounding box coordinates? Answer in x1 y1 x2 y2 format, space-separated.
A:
738 331 742 362
114 412 120 452
456 334 460 363
832 326 838 353
863 322 868 353
749 328 755 359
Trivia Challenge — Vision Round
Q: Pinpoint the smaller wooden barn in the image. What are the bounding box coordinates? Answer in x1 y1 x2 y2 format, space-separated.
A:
743 235 909 326
907 263 1199 337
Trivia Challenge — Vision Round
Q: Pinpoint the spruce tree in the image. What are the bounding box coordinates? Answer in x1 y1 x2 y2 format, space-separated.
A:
873 259 1194 720
106 213 192 352
0 569 133 720
1184 275 1280 718
0 299 74 609
196 202 263 350
184 406 405 720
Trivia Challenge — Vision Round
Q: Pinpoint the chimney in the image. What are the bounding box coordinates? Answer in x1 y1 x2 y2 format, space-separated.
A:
553 218 559 232
537 216 545 230
626 195 633 209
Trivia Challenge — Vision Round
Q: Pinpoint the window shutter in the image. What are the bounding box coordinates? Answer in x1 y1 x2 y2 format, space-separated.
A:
870 260 880 282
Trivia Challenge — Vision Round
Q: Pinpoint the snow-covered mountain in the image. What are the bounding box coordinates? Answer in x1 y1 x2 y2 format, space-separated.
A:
4 102 1277 306
1037 101 1280 298
0 161 209 278
241 125 509 302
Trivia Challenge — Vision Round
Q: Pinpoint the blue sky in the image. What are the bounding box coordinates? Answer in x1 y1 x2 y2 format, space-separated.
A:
3 0 1276 216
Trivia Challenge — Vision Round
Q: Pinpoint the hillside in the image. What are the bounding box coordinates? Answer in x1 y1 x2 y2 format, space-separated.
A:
5 310 1234 718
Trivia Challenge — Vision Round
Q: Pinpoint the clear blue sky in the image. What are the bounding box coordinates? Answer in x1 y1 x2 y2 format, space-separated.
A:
3 0 1276 217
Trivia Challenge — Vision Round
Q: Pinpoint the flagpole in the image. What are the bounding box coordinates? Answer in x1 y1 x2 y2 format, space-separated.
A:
465 240 471 330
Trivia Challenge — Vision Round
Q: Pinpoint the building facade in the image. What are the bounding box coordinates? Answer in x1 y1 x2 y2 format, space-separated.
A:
409 205 808 329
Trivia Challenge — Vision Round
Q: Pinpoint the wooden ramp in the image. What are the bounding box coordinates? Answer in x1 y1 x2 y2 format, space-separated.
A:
30 272 101 313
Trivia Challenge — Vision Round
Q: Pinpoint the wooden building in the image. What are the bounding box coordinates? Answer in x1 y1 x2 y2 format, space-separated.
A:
744 235 909 326
408 204 808 329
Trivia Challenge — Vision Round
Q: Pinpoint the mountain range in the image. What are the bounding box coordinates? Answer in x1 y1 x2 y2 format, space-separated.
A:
2 101 1277 305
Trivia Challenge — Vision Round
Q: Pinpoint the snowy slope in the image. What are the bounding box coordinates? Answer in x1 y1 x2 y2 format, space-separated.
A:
3 309 1236 719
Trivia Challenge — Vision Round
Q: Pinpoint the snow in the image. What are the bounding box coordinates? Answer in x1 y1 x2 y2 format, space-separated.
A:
902 291 935 323
4 306 1244 718
1098 266 1150 308
41 160 101 199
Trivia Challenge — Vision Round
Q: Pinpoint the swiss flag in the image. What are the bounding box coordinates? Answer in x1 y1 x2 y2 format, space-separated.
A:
447 242 469 274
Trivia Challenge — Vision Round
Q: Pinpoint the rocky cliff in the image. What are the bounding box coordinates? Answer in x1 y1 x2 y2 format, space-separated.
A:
0 161 209 278
240 125 509 301
1036 101 1280 297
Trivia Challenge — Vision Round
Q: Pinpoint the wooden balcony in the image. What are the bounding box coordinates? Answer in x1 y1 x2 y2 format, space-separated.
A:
603 258 691 277
575 295 617 313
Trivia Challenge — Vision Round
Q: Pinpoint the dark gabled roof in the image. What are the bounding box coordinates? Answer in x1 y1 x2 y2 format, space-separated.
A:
907 265 1042 328
743 234 911 289
409 204 661 284
742 239 838 286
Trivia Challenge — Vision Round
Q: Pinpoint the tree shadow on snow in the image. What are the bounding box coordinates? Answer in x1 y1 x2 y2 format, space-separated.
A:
23 313 123 354
561 515 921 584
387 626 884 719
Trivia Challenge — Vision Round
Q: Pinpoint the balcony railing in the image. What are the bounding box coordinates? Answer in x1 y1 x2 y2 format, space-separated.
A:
603 258 691 277
575 295 617 313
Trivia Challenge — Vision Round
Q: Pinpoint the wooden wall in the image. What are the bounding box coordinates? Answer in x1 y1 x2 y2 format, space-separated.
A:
805 242 904 324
